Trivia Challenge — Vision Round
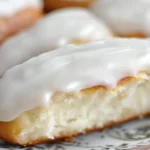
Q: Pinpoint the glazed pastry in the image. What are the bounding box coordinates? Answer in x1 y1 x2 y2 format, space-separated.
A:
0 8 113 77
44 0 95 12
0 38 150 145
90 0 150 37
0 0 43 44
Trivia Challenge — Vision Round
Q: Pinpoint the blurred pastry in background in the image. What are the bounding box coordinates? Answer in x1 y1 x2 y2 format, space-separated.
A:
0 38 150 145
0 0 43 44
0 8 113 77
90 0 150 38
44 0 95 12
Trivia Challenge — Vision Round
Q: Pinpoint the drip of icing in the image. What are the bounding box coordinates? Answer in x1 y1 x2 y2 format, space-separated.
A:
0 8 112 77
0 38 150 121
0 0 43 17
90 0 150 35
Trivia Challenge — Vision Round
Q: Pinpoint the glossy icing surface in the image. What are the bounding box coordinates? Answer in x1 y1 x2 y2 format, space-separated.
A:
90 0 150 35
0 0 43 17
0 8 112 77
0 38 150 121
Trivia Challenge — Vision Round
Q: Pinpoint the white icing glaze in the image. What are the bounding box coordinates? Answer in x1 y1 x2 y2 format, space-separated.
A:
0 0 43 17
0 38 150 121
0 8 112 77
90 0 150 35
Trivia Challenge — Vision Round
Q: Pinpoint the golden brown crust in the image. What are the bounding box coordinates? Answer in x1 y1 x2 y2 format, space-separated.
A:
44 0 95 12
81 76 138 92
0 8 43 44
68 32 115 45
119 33 146 38
69 38 92 45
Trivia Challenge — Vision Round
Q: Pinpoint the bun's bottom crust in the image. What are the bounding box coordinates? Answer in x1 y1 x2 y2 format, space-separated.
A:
44 0 95 12
0 8 43 44
0 72 150 146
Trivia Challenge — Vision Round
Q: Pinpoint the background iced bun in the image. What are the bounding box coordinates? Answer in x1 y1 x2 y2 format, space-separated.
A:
0 0 43 44
44 0 95 12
